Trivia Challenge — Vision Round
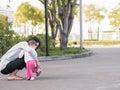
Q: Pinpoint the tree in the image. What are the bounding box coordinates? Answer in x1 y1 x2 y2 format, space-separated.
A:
0 30 21 55
0 14 11 30
14 2 44 35
84 4 105 40
39 0 77 50
108 3 120 29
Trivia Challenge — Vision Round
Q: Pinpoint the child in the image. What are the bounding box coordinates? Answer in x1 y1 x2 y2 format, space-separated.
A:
25 50 42 80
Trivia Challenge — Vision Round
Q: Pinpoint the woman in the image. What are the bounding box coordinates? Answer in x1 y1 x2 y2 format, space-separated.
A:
0 37 41 80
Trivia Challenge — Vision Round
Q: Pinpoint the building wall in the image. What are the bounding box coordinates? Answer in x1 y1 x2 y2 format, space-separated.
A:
0 7 14 22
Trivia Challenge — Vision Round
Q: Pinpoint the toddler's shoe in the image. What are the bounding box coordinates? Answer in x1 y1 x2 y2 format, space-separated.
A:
36 68 42 76
27 77 35 80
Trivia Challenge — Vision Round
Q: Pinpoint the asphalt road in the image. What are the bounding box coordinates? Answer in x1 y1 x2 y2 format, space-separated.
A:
1 47 120 90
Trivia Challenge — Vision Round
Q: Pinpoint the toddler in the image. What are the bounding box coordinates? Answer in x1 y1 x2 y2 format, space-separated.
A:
24 50 42 80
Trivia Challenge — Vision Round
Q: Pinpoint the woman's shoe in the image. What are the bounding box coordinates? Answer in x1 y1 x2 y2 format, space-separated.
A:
8 76 24 81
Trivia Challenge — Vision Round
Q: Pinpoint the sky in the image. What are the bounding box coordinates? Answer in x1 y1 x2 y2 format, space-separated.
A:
82 0 120 10
0 0 44 11
0 0 120 11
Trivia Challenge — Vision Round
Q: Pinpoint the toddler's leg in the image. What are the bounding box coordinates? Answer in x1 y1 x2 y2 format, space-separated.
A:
26 61 35 80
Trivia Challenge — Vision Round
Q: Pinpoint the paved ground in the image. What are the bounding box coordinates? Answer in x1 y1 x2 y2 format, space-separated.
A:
1 47 120 90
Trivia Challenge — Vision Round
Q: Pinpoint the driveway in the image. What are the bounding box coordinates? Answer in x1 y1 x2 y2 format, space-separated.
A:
0 47 120 90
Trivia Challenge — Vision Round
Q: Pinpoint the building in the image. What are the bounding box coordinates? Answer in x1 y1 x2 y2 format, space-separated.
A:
0 7 14 22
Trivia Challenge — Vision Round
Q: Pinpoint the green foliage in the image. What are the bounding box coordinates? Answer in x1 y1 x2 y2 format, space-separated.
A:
0 31 88 57
26 34 55 55
14 2 44 25
38 47 88 56
83 4 105 23
108 4 120 27
32 7 45 25
0 30 24 56
0 14 11 30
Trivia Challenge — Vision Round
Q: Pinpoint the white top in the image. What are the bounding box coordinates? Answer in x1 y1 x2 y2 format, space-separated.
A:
20 48 38 62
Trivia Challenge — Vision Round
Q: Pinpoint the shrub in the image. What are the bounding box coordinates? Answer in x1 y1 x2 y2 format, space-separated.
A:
0 30 23 56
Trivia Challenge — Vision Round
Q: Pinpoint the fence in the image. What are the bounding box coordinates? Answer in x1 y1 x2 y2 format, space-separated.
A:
87 31 120 40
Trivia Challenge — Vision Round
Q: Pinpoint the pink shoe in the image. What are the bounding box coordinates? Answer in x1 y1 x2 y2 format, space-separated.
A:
36 68 42 76
27 77 35 80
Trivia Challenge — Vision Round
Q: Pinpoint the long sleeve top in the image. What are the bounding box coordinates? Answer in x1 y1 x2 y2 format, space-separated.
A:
20 48 38 63
0 41 38 71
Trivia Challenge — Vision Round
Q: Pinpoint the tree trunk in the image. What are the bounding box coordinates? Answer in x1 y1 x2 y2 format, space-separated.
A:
97 26 99 40
88 21 92 40
60 31 68 50
58 0 75 50
24 23 26 36
48 0 59 47
31 25 34 35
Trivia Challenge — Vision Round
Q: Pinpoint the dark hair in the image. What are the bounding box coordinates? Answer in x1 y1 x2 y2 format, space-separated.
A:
27 36 41 49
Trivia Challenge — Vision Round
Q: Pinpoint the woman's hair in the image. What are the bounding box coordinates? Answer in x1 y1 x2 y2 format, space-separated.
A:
27 36 41 49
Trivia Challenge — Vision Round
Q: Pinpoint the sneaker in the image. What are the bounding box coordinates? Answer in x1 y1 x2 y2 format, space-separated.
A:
27 77 35 80
36 68 42 76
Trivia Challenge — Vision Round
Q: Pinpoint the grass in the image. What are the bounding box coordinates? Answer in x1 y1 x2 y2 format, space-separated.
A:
38 47 89 56
39 40 120 56
67 40 120 47
83 40 120 45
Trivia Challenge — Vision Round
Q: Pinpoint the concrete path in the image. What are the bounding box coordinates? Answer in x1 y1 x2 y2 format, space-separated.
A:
0 47 120 90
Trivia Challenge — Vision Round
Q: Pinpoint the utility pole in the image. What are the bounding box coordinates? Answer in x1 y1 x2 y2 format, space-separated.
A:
44 0 49 56
80 0 83 49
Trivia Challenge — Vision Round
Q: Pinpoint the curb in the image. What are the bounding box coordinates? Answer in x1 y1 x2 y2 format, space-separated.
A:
38 50 93 62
